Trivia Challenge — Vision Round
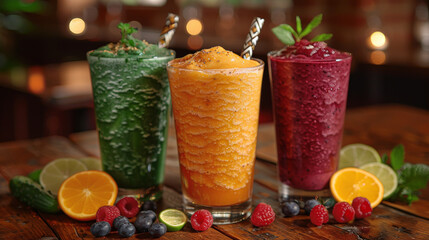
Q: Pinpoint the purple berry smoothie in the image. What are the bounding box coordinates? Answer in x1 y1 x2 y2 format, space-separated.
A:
268 40 352 191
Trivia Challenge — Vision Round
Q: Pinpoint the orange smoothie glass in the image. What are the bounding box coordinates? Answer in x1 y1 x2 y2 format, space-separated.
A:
167 46 264 224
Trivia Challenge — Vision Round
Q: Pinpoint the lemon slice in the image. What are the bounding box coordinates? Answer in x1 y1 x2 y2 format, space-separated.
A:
79 157 102 171
40 158 88 195
330 167 384 208
360 162 398 199
339 144 381 169
159 209 187 232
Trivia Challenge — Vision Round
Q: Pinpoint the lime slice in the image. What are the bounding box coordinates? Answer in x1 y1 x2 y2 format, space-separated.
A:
79 157 102 171
339 143 381 169
159 209 187 232
40 158 88 195
360 162 398 199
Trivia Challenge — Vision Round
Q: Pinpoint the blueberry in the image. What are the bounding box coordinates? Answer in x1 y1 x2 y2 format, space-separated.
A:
113 216 129 230
304 199 321 215
141 200 157 211
149 223 167 238
138 210 157 222
294 199 306 209
90 221 111 237
118 222 136 238
282 201 300 217
134 216 153 233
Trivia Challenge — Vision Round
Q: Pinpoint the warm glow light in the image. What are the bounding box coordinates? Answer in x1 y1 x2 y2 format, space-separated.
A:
186 19 203 36
187 35 203 50
370 50 386 65
368 31 388 49
28 67 45 94
69 18 86 35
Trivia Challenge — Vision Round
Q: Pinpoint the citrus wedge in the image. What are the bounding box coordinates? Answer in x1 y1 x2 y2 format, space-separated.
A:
339 144 381 169
58 170 118 221
79 157 102 171
360 162 398 199
40 158 88 195
159 209 187 232
330 167 384 208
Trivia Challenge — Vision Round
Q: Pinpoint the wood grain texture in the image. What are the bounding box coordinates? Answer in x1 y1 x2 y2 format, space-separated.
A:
0 175 58 239
2 104 429 239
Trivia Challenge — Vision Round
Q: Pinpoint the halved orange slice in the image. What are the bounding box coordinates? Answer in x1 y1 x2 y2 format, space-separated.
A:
330 167 384 208
58 170 118 221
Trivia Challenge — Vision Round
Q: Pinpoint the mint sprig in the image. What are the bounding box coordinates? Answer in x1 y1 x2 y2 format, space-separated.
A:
272 14 333 46
383 144 429 205
117 23 138 47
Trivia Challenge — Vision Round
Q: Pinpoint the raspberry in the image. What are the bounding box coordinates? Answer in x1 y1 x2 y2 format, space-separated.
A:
250 203 275 227
191 209 213 231
116 197 139 218
333 202 355 223
310 205 329 226
96 206 120 226
352 197 372 219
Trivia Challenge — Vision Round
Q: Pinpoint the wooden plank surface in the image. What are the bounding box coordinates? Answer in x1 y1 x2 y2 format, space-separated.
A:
0 136 231 240
1 104 429 239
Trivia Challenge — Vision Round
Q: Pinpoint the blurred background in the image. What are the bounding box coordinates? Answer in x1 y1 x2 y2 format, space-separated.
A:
1 0 429 142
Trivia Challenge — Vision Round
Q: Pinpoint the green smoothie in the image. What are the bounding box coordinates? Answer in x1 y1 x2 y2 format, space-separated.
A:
87 23 175 200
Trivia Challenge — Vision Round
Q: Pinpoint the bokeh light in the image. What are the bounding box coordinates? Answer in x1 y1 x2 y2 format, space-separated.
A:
28 67 45 94
187 35 203 50
69 18 86 35
186 19 203 36
368 31 388 50
370 50 386 65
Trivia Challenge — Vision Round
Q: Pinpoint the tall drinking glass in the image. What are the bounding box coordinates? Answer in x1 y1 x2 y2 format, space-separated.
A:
268 47 352 202
167 47 264 224
87 50 175 202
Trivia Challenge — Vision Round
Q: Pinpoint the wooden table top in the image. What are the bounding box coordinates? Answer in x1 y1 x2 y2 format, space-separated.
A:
1 104 429 239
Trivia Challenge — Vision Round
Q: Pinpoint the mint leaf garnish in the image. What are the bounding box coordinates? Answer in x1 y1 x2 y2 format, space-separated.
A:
311 33 333 42
388 163 429 204
382 144 429 205
399 163 429 190
296 16 302 34
117 23 138 47
272 25 295 45
300 14 322 39
272 14 332 45
390 144 405 171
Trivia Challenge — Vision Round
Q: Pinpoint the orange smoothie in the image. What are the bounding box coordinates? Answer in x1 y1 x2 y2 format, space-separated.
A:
167 46 264 206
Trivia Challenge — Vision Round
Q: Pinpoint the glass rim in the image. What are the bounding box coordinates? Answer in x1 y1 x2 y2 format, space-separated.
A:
267 49 352 62
167 58 265 73
86 49 176 61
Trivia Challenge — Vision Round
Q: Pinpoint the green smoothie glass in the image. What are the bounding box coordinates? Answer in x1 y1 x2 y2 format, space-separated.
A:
87 24 175 202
